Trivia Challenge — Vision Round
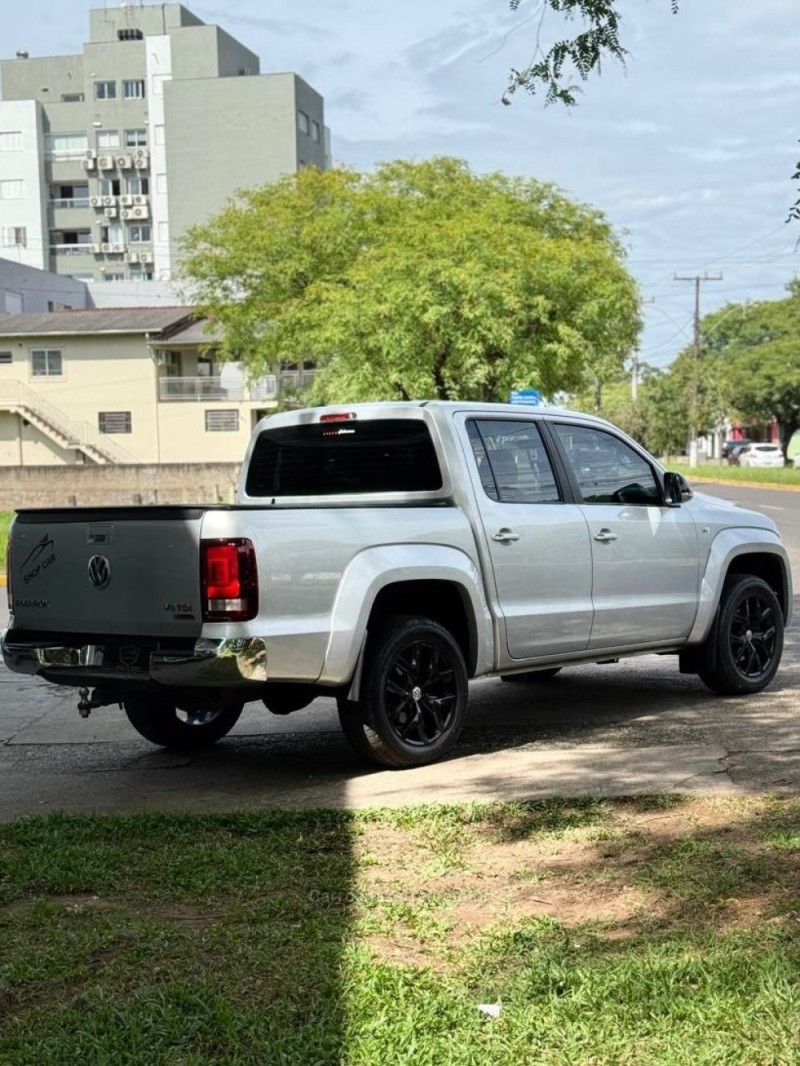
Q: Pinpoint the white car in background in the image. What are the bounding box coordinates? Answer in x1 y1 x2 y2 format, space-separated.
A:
737 443 785 468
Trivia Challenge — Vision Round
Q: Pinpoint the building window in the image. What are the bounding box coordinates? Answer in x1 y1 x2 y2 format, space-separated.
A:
102 272 125 282
61 92 85 103
31 349 63 377
126 177 149 195
311 120 321 143
0 352 12 365
94 81 117 101
99 178 122 197
205 410 239 432
45 132 88 156
0 180 24 200
128 224 151 243
99 411 132 434
1 227 26 247
97 130 120 150
297 110 310 135
124 128 147 148
123 79 146 100
0 131 23 151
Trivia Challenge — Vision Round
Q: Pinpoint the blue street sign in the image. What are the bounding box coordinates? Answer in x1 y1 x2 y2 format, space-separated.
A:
509 389 542 407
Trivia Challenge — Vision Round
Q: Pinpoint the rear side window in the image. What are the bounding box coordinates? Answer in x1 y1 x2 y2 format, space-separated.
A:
245 418 443 497
467 419 561 504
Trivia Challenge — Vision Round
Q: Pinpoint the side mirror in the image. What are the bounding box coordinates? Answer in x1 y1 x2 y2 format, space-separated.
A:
664 471 693 506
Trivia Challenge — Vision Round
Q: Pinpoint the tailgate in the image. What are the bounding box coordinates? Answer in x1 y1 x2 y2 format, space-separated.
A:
8 507 207 638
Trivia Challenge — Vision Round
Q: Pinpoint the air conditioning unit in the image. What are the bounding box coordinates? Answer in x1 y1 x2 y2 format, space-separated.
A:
120 209 132 219
131 205 149 219
132 195 148 206
90 195 102 208
116 155 132 169
125 251 138 263
100 242 112 253
136 251 153 264
85 149 97 160
133 157 148 169
98 156 114 170
119 195 134 207
134 147 148 159
102 195 116 207
82 158 96 171
104 207 118 218
91 244 103 254
110 243 125 253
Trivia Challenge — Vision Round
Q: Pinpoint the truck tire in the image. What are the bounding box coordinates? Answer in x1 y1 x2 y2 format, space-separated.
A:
123 696 243 749
698 574 784 696
337 615 468 768
501 668 562 683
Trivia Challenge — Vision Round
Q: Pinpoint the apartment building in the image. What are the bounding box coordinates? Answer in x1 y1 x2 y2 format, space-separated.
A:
0 2 329 285
0 307 309 466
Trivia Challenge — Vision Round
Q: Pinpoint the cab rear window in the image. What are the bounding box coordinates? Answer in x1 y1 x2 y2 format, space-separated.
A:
245 419 443 497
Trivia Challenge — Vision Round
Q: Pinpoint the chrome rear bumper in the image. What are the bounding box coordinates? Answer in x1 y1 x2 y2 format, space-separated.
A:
1 633 268 687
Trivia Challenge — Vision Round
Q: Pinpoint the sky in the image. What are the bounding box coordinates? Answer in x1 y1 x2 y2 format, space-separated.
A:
3 0 799 368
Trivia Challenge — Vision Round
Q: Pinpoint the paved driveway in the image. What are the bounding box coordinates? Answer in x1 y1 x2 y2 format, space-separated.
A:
1 482 799 819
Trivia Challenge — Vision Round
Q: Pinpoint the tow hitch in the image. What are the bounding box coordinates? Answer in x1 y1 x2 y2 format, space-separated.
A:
77 687 116 718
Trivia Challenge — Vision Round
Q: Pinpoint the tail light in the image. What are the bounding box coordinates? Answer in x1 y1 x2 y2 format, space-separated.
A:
201 538 258 622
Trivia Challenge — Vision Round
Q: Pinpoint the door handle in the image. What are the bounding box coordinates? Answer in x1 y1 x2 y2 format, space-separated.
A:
492 528 520 544
593 529 619 543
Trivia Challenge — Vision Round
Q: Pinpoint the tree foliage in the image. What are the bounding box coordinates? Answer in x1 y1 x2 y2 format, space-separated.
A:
502 3 799 220
181 158 641 404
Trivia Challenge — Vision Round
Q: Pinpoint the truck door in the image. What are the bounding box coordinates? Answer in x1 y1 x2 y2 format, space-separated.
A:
551 422 700 649
462 417 594 662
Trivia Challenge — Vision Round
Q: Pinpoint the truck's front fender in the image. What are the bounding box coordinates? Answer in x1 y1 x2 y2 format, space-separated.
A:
318 544 495 686
687 529 792 645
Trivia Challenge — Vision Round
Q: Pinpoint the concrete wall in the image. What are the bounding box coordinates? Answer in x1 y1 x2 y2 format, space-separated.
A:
0 461 241 508
163 73 308 261
0 256 88 312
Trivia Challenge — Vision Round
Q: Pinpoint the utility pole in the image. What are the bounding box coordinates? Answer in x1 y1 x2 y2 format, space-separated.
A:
674 273 723 467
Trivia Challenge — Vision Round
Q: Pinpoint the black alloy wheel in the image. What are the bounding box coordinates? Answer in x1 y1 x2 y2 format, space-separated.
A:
338 616 468 768
698 574 784 696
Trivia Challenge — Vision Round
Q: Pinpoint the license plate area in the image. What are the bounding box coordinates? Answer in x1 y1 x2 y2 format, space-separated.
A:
104 641 157 674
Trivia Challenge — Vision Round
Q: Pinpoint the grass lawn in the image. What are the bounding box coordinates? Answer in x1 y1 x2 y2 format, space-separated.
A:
2 795 800 1064
0 512 11 567
671 463 800 488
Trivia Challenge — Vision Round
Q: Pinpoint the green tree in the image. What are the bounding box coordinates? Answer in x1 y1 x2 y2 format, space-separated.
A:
702 285 800 451
181 157 641 403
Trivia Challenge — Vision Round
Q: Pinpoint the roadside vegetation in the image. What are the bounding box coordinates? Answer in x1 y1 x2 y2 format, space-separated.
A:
2 794 800 1064
672 464 800 488
0 512 12 567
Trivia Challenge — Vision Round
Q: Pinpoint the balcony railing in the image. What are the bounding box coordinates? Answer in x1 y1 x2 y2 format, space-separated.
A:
159 375 278 403
49 198 91 209
50 243 94 255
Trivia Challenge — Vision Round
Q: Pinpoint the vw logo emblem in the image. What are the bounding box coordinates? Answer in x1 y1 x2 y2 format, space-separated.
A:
88 554 111 590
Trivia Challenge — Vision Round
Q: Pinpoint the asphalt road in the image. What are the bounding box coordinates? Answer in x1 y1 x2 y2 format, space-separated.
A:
1 481 799 819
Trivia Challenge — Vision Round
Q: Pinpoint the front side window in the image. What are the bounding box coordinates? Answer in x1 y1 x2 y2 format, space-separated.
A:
31 349 63 377
554 424 661 505
95 81 117 100
468 420 561 504
123 79 146 100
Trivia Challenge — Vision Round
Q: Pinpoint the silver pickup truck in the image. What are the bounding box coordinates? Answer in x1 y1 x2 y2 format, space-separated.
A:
2 402 792 767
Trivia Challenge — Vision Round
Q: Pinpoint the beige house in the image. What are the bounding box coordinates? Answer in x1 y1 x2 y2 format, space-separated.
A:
0 306 300 466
